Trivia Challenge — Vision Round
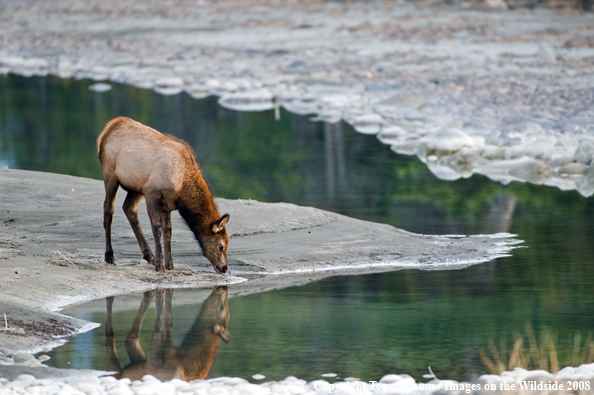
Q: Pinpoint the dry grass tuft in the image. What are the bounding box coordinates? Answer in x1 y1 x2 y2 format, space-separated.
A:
480 323 594 375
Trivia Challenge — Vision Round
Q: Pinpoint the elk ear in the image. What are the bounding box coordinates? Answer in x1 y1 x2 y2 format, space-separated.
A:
212 213 230 233
214 324 231 343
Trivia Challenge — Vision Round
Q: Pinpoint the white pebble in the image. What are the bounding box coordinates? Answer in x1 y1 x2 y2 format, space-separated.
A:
234 383 271 395
167 379 189 389
16 374 36 382
252 374 266 380
73 383 105 394
72 376 101 385
267 384 291 395
106 385 134 395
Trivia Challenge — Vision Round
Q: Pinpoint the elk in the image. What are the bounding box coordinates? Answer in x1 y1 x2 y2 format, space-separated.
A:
104 287 230 381
97 117 230 273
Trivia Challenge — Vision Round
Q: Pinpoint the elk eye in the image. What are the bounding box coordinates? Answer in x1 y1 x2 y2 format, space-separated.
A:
218 244 224 252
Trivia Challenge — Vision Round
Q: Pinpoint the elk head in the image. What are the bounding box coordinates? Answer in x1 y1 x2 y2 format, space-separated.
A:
202 214 230 274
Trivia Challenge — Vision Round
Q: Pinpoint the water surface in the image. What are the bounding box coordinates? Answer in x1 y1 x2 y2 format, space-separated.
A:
1 74 594 382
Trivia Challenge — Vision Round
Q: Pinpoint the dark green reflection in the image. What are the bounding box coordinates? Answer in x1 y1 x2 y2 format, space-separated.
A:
3 74 594 382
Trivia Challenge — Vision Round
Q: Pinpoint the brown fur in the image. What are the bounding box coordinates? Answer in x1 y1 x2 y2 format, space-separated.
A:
97 117 230 273
105 287 230 382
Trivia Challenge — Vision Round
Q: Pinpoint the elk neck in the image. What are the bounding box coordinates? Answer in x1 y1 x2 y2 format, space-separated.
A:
177 173 221 245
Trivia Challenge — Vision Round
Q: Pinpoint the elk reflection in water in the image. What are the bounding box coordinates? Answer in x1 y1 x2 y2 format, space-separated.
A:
104 286 230 381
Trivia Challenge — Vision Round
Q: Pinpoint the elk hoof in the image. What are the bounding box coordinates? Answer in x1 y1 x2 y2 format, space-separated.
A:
143 253 155 265
105 252 115 264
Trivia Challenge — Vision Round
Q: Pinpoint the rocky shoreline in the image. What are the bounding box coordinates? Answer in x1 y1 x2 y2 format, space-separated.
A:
1 361 594 394
1 0 594 193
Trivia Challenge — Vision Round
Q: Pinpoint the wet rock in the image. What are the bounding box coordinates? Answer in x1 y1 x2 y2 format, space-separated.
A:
13 354 36 364
558 162 588 178
376 125 407 145
154 77 185 96
576 165 594 197
418 128 478 162
391 140 418 156
478 157 552 185
89 65 110 81
218 89 275 112
427 161 463 181
437 147 489 178
281 99 318 115
504 137 557 160
88 83 112 93
349 113 384 135
573 137 594 165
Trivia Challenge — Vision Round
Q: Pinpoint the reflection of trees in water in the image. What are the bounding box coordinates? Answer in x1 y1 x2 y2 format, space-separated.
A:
324 122 347 207
2 74 594 253
105 286 230 382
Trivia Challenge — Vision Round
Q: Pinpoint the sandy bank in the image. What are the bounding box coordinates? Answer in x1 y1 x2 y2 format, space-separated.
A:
0 168 520 358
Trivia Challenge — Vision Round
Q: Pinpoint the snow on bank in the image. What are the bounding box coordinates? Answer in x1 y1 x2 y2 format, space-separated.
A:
2 364 594 395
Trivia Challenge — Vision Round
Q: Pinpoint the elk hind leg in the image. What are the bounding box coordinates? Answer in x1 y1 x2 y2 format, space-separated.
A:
105 296 122 376
123 191 154 265
103 176 120 264
124 290 154 364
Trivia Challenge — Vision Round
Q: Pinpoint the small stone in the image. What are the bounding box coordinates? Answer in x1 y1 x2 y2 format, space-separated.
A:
268 384 291 395
167 378 189 389
235 383 270 395
226 377 250 386
133 382 176 395
15 374 36 382
100 376 117 384
106 385 134 395
72 383 104 393
72 376 101 385
14 353 36 364
252 374 266 380
38 355 51 362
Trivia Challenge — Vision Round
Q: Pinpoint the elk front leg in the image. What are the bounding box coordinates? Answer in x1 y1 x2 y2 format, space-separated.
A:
161 211 173 270
145 196 165 272
103 176 120 264
123 191 154 265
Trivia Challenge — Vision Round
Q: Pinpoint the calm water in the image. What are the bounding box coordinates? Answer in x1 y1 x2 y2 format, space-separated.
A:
1 74 594 382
